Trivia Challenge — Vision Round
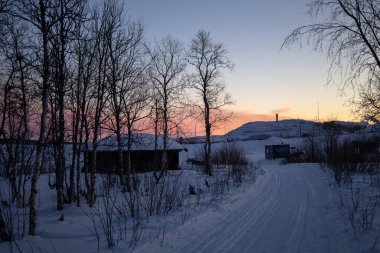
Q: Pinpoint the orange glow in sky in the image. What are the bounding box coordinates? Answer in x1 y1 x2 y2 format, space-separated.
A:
127 0 359 137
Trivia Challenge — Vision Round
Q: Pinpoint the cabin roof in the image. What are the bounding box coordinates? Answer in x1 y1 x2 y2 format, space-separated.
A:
94 133 184 152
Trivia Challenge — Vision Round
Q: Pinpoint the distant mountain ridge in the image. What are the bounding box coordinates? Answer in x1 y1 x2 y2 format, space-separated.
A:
224 119 368 140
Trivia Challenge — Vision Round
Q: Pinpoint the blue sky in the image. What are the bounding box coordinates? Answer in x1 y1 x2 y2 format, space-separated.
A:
125 0 354 132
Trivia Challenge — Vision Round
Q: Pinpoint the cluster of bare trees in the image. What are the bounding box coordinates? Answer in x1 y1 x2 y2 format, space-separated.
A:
283 3 380 246
0 0 232 238
283 0 380 123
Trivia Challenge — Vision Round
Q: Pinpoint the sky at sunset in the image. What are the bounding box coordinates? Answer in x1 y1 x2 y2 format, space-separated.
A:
125 0 356 135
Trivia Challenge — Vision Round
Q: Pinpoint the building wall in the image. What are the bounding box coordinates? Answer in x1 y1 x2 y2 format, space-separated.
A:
87 150 180 174
265 145 290 160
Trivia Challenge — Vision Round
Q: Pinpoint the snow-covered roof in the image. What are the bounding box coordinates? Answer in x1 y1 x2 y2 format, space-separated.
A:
94 133 184 151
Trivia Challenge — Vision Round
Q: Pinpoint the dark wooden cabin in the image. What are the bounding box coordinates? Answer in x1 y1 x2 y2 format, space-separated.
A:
85 134 185 174
265 144 290 160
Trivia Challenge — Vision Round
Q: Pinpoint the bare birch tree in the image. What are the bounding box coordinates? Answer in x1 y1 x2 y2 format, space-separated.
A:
48 0 88 210
102 0 145 191
187 30 233 176
0 15 36 212
121 71 150 190
146 36 187 183
283 0 380 122
68 8 97 207
86 2 113 207
11 0 56 235
119 54 149 192
0 0 13 46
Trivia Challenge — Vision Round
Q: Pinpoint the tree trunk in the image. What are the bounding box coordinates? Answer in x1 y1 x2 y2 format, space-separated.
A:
56 42 65 211
126 128 133 192
116 115 126 191
88 145 96 207
203 93 212 176
70 40 83 205
18 40 28 208
29 0 49 235
161 92 168 176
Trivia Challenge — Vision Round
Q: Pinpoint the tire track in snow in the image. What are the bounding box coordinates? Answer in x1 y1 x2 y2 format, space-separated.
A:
240 166 305 253
208 170 282 252
135 164 337 253
295 168 333 253
280 168 310 253
179 171 281 253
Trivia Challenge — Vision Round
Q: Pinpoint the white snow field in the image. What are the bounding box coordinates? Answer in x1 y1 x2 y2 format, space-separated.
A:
1 136 379 252
134 162 370 253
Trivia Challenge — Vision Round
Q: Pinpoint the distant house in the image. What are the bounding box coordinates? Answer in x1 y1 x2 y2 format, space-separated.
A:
85 134 185 174
265 144 290 160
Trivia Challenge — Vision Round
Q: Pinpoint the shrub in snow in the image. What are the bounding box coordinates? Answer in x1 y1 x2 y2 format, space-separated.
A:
188 185 196 195
324 134 380 185
337 171 380 241
212 143 249 167
0 207 11 241
321 132 380 246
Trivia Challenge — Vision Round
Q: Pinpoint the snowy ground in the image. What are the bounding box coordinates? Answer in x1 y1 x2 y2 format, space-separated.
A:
134 162 379 253
1 137 379 253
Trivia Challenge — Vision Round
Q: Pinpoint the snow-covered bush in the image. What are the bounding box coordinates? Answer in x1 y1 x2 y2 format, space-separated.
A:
192 142 261 187
324 134 380 185
323 132 380 247
212 142 249 167
300 135 324 163
83 172 188 250
135 173 186 218
83 177 120 249
337 170 380 243
0 179 28 245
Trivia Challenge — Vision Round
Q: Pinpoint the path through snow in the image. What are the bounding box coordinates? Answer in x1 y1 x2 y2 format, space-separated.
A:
135 163 358 253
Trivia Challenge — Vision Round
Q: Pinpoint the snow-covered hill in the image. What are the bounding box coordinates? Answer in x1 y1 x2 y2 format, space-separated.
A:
225 119 319 140
225 119 368 141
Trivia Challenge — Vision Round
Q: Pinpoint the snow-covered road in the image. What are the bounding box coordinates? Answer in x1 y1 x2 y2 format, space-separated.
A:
135 163 355 253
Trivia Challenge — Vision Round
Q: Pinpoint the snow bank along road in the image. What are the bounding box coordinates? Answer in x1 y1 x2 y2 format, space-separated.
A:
135 163 357 253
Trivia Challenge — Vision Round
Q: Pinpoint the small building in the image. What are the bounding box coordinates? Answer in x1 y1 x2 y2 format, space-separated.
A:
86 134 185 174
265 144 290 160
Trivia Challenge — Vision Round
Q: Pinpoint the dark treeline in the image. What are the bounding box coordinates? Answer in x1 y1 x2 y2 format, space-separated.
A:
0 0 232 236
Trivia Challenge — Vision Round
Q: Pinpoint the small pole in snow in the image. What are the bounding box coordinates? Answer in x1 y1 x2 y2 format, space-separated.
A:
317 101 320 123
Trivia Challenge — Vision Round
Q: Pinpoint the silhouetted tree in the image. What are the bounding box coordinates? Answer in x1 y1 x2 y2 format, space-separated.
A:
11 0 55 236
87 1 112 207
49 0 88 211
283 0 380 122
103 0 144 191
122 73 150 191
0 0 13 45
188 30 233 176
146 36 187 183
0 16 35 212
